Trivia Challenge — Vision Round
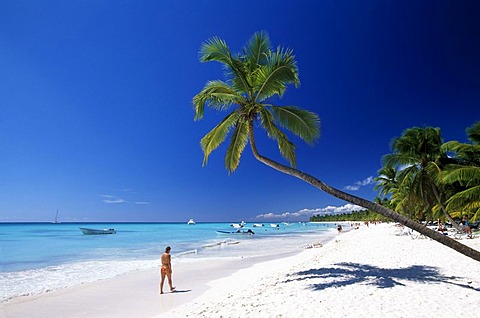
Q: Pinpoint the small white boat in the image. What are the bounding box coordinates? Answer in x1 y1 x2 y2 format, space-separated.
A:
230 221 246 228
270 223 280 228
187 219 196 225
79 227 116 235
253 223 264 227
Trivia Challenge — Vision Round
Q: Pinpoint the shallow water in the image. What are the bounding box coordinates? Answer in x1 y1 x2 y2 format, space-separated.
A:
0 222 339 302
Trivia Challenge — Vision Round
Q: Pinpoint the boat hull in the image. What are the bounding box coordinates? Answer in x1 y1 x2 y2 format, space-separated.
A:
79 227 116 235
216 230 254 235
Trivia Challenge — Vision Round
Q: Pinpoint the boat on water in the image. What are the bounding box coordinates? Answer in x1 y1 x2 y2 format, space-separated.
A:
270 223 280 228
187 219 196 225
216 229 255 235
253 223 264 227
230 221 246 228
79 227 116 235
52 210 60 224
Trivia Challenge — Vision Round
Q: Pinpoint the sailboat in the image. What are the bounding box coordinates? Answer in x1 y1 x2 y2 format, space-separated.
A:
52 210 60 224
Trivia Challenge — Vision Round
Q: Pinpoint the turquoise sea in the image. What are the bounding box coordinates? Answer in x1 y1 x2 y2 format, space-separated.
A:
0 222 339 302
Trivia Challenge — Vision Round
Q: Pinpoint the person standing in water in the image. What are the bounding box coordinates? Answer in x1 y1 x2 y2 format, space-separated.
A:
160 246 176 294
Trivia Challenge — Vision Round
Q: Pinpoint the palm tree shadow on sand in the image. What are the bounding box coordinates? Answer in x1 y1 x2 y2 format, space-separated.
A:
284 262 479 291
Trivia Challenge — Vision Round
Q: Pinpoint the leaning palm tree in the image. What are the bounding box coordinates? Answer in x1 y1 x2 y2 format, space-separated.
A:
193 31 480 262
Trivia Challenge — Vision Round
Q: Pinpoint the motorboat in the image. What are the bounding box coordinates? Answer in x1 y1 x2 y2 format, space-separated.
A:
270 223 280 228
187 219 196 225
216 229 255 235
253 223 264 227
79 227 116 235
230 221 246 228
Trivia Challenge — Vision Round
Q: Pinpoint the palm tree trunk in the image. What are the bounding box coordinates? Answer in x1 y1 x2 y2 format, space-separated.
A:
247 124 480 262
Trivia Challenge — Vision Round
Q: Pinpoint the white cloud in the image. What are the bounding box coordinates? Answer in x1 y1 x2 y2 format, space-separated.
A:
135 201 150 205
101 195 127 204
344 176 374 191
344 185 360 191
255 203 364 220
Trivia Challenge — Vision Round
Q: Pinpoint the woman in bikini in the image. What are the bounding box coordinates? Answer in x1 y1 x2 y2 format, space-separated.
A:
160 246 176 294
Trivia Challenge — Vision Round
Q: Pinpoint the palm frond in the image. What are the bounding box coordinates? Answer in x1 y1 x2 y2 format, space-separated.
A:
200 111 240 165
442 140 464 153
409 169 436 206
193 81 244 120
466 121 480 144
243 31 271 70
424 161 442 185
442 140 480 166
230 58 252 96
259 108 296 166
199 36 233 65
382 153 418 168
445 185 480 213
225 120 249 172
269 106 319 144
390 127 442 161
199 37 251 97
254 48 299 101
443 165 480 187
373 166 398 197
396 165 423 206
442 141 480 156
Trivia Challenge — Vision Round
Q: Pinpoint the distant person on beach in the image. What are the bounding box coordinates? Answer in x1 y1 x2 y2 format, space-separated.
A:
437 219 448 235
337 224 342 234
160 246 176 294
437 219 444 232
462 216 473 238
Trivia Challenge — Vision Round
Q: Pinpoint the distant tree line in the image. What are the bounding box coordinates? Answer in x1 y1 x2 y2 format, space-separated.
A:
310 209 392 222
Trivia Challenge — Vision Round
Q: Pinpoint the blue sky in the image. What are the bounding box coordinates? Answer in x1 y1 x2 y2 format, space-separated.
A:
1 0 479 222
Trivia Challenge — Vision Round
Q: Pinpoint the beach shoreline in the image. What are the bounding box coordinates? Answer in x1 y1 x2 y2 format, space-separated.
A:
1 252 302 318
2 223 479 318
0 222 339 303
1 226 339 318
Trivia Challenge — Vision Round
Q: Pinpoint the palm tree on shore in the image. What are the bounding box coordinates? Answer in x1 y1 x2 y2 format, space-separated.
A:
381 127 462 230
441 121 480 221
193 31 480 262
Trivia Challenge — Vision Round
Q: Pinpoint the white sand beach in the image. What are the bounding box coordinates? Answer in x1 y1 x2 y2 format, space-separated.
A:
2 223 479 318
164 223 480 318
